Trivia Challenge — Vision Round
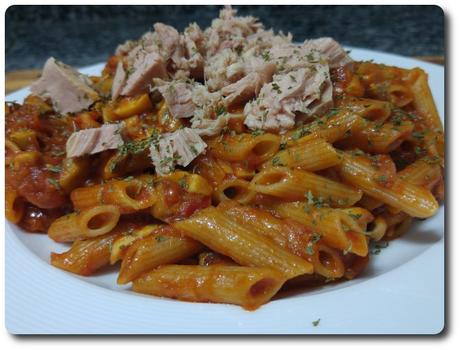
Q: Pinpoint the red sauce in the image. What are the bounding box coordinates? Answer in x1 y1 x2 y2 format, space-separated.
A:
19 204 67 233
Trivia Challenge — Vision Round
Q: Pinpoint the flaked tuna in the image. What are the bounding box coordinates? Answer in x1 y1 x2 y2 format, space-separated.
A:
304 37 353 68
149 128 207 175
204 48 243 91
153 23 182 60
191 113 243 137
154 80 196 119
175 23 206 79
111 61 127 100
121 51 168 96
221 56 276 107
66 123 124 158
244 60 333 132
30 57 99 114
205 6 262 57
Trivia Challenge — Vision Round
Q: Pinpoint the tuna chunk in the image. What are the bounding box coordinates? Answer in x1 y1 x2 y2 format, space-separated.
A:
154 80 196 119
204 48 243 91
191 113 243 137
221 57 276 107
191 116 228 137
149 128 207 175
30 57 99 114
190 84 223 121
175 23 206 79
205 6 262 57
304 37 353 68
154 23 182 60
111 61 127 100
244 62 333 132
121 51 168 96
246 29 292 55
66 123 123 158
115 40 138 56
154 79 224 123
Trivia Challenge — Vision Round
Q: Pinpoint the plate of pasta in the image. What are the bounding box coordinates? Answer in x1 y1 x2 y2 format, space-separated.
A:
5 6 444 334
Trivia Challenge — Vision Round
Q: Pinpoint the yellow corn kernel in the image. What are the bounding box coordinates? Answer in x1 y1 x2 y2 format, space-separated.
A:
185 174 213 196
94 75 113 96
23 95 52 114
163 171 212 196
114 94 153 119
75 111 100 129
102 104 119 123
59 157 91 193
9 129 38 151
13 151 41 168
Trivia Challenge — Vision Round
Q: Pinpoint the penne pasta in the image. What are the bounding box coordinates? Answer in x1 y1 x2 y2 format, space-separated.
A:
213 178 256 204
339 120 414 153
272 201 368 257
250 166 362 207
48 205 120 242
173 206 314 278
408 68 443 131
50 232 120 276
338 152 439 218
5 188 25 224
344 97 392 122
49 220 145 276
217 200 345 279
398 157 443 190
110 224 162 264
132 265 287 310
208 133 281 164
71 175 157 214
117 226 203 284
284 111 366 146
262 137 341 171
198 251 238 266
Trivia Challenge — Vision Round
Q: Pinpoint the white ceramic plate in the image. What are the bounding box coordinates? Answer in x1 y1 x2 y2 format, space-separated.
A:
5 47 445 334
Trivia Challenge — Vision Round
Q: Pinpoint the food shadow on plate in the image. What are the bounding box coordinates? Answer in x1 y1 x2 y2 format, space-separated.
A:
398 228 443 245
272 274 347 300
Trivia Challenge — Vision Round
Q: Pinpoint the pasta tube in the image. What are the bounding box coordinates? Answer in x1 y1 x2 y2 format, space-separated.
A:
262 137 341 171
173 206 314 278
338 153 438 218
117 227 203 284
250 167 362 207
272 202 368 257
132 265 286 310
48 205 120 242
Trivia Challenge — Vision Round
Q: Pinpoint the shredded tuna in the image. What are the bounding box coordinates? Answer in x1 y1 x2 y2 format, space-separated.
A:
30 57 99 114
191 116 228 137
149 128 207 175
154 23 182 60
204 6 262 57
154 80 196 119
304 37 353 68
244 54 333 132
66 123 124 158
191 113 244 137
121 51 168 96
111 61 127 100
115 40 138 56
173 23 206 80
246 29 292 54
204 48 243 91
221 56 276 107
